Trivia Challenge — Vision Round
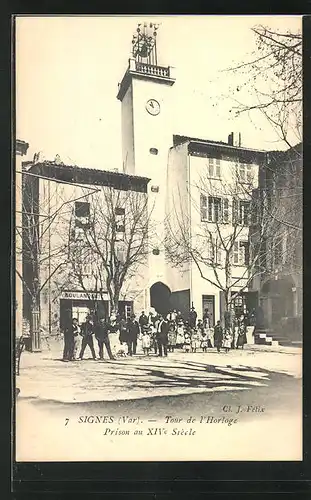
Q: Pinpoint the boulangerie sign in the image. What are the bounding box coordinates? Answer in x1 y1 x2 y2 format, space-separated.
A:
14 15 302 462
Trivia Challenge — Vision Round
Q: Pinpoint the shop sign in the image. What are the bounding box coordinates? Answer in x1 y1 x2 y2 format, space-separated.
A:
60 291 108 300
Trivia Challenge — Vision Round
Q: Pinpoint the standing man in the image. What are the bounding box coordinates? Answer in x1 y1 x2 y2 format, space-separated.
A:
62 317 74 362
118 314 128 344
188 306 197 328
156 315 169 357
214 320 223 353
95 318 116 360
79 315 97 360
127 314 140 356
138 311 149 333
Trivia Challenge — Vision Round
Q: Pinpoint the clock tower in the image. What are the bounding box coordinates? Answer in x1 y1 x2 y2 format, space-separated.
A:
117 22 176 309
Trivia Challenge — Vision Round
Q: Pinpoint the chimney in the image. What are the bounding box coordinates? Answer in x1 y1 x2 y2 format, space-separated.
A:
228 132 241 147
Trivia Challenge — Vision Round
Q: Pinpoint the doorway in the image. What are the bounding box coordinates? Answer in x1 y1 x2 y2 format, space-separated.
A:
202 295 215 327
72 305 90 325
150 282 171 315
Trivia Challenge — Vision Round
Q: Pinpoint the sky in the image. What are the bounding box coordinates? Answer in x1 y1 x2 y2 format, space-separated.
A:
16 15 302 170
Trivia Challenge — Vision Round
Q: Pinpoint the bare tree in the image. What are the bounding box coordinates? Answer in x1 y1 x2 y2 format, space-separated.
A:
67 186 153 316
16 166 98 350
224 25 302 151
165 163 285 318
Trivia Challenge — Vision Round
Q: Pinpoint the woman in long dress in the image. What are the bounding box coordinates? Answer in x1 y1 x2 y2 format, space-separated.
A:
236 316 247 349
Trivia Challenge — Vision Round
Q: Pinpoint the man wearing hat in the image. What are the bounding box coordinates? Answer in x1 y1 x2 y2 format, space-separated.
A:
127 313 140 356
94 318 116 360
79 314 97 360
156 314 169 357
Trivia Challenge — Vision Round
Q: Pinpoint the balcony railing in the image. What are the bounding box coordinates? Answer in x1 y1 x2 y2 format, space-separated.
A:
135 61 169 78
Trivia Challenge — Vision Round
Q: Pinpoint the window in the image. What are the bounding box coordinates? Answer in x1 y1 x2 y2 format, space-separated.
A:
116 242 126 263
207 236 222 264
240 241 250 266
237 162 252 183
75 202 90 218
232 199 251 225
208 197 222 222
239 201 250 226
75 202 91 230
239 163 246 182
207 158 221 178
152 248 160 255
233 241 249 265
151 186 159 193
115 207 125 241
201 195 227 223
115 207 125 216
149 148 158 155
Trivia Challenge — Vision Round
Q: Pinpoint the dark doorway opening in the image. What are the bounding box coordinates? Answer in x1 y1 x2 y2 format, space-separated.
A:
150 282 171 315
202 295 215 327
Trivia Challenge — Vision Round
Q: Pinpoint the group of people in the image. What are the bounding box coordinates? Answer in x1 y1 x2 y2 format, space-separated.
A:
62 315 117 362
62 306 249 361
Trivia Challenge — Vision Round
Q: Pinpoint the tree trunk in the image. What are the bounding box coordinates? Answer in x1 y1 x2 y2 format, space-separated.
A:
30 296 41 352
109 285 120 320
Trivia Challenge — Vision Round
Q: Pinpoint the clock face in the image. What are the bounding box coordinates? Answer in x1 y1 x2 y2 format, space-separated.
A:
146 99 160 116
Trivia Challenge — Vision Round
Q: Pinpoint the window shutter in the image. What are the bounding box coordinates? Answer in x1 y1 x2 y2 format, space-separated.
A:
216 159 221 178
223 198 229 223
208 197 213 222
232 199 238 224
239 164 246 182
233 241 239 264
251 189 259 224
200 194 207 221
215 198 221 222
208 158 214 177
246 165 252 182
216 238 222 264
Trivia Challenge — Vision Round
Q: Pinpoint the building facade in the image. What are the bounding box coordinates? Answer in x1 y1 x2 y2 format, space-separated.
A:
257 144 302 341
165 135 265 322
21 161 150 334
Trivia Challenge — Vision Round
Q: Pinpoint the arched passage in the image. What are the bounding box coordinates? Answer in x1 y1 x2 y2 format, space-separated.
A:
150 282 171 315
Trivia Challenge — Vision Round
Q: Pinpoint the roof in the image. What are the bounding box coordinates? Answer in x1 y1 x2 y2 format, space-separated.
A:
173 134 267 164
22 162 150 193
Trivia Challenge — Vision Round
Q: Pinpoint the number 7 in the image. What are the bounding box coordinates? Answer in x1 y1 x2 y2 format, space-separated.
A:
65 418 69 426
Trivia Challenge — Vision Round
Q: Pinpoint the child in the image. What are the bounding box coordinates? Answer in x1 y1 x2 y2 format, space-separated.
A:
223 329 232 353
183 331 191 353
201 331 208 353
142 328 151 355
191 328 200 353
167 323 177 353
176 321 185 349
